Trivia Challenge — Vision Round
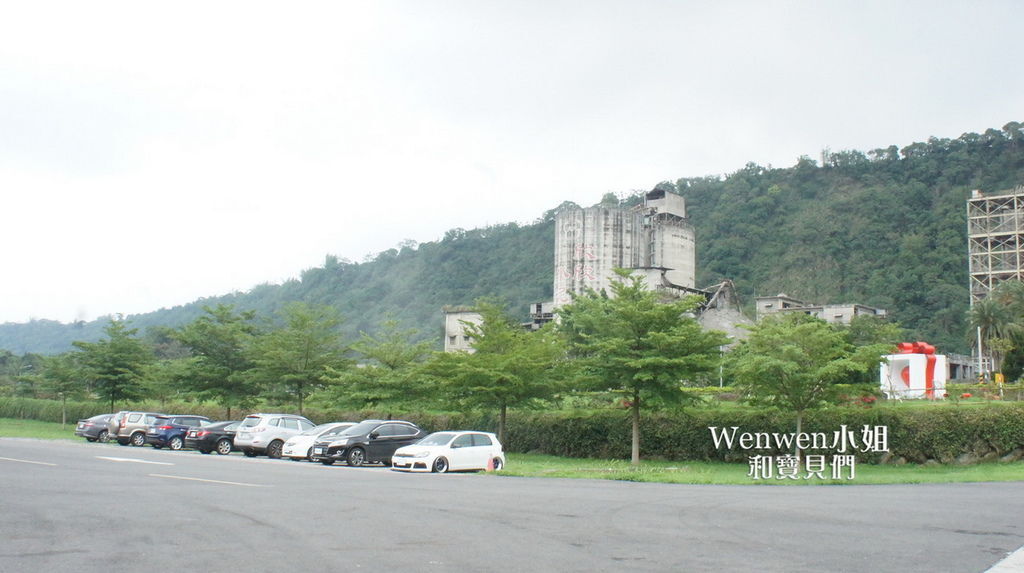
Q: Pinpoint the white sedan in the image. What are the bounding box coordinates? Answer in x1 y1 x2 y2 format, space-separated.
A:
283 422 355 461
391 431 505 473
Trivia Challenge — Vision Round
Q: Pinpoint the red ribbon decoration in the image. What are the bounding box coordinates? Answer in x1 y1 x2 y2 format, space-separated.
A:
897 342 937 398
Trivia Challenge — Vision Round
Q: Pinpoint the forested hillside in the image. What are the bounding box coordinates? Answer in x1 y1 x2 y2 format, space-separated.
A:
683 123 1024 352
0 222 556 354
2 121 1022 355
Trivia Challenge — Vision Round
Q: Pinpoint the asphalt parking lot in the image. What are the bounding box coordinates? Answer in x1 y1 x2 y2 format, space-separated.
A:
2 438 1023 572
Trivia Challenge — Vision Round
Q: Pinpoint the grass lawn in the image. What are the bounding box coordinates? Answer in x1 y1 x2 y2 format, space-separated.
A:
501 453 1024 485
0 418 80 440
4 418 1024 485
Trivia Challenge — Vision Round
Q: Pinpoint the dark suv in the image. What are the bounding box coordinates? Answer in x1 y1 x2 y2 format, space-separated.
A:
145 415 212 450
311 420 426 467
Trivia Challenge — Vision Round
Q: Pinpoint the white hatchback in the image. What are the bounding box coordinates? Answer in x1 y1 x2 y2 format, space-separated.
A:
282 422 355 461
391 431 505 473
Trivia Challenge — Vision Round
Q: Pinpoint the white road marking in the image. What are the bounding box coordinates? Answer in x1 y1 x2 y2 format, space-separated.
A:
96 456 174 466
148 473 268 487
986 545 1024 573
0 456 57 466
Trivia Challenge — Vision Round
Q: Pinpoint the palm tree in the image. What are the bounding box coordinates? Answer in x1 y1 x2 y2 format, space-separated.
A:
969 296 1020 375
991 280 1024 312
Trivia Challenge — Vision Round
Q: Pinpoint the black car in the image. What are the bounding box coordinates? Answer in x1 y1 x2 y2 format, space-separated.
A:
145 415 212 450
75 414 113 442
311 419 426 467
184 421 240 455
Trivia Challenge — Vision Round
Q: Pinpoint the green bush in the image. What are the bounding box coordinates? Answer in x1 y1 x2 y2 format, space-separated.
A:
5 397 1024 464
500 404 1024 464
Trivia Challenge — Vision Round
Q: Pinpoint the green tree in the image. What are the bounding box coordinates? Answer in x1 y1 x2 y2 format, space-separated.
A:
143 357 194 408
841 315 904 347
968 296 1020 376
39 353 87 427
73 317 154 412
324 318 432 414
249 302 350 414
426 300 567 444
838 315 902 384
558 269 728 465
174 305 260 418
727 314 886 457
0 351 45 397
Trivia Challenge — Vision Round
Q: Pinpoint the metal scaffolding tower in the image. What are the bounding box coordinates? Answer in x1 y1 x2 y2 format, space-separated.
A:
967 186 1024 304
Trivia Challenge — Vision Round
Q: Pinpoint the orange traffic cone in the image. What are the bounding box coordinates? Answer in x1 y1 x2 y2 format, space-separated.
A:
486 457 495 472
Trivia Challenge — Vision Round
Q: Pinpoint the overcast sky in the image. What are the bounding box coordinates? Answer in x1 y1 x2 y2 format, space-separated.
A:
2 1 1021 325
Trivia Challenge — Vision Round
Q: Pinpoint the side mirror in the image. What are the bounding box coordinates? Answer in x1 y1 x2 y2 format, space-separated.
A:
369 431 379 439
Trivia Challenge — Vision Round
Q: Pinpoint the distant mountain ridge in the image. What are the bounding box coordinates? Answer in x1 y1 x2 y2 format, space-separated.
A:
3 121 1023 355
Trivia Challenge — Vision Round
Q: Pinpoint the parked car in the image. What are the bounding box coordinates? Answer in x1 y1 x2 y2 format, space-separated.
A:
392 431 505 473
145 415 212 450
108 411 164 446
185 421 240 455
282 422 356 461
233 413 316 458
75 414 113 442
311 419 426 467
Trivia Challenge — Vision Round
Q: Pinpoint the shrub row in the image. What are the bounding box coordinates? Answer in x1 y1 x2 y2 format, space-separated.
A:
500 405 1024 464
4 398 1024 465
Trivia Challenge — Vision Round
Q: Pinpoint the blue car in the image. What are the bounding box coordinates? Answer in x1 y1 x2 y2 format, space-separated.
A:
145 415 211 450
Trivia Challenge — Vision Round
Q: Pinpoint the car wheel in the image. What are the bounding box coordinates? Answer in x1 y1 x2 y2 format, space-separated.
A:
346 447 366 467
199 448 212 454
432 457 449 473
266 440 284 459
98 429 109 443
169 436 184 451
216 438 233 455
117 438 129 446
130 432 146 447
306 447 314 461
243 449 257 457
492 457 503 471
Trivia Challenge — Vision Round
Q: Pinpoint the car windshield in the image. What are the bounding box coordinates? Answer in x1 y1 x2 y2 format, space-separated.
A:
337 421 380 437
240 416 262 428
416 432 457 446
319 424 354 437
300 423 334 436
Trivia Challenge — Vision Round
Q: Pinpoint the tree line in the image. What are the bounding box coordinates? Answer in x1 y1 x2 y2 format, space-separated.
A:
2 271 900 464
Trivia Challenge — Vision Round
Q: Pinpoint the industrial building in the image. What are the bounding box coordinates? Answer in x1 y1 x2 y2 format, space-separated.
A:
442 306 481 353
967 186 1024 303
551 188 750 340
754 293 887 325
552 188 696 306
444 187 753 351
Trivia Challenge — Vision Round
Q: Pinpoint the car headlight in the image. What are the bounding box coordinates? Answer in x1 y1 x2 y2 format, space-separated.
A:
331 439 349 446
410 451 431 458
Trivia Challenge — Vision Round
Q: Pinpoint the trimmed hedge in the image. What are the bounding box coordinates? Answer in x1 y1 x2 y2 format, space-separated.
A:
498 405 1024 464
4 398 1024 465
